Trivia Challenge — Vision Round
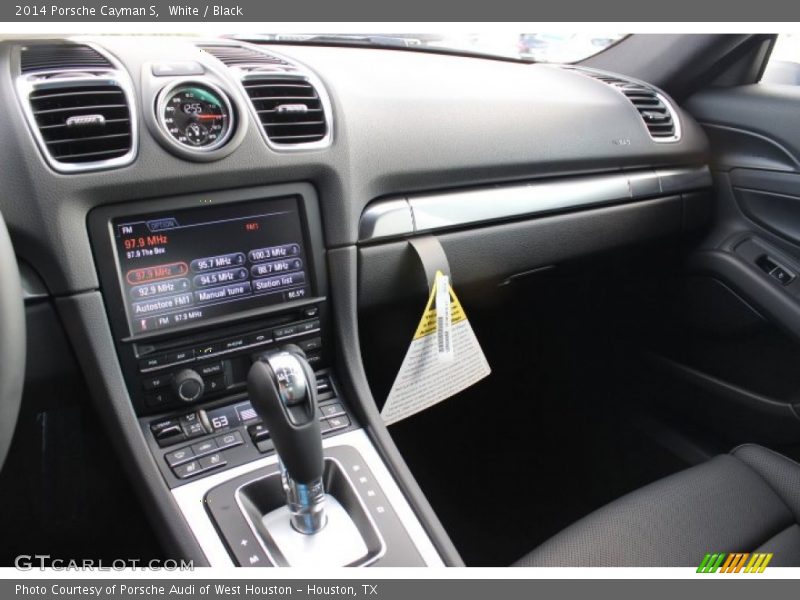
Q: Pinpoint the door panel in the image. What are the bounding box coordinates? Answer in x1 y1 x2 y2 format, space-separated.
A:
646 83 800 443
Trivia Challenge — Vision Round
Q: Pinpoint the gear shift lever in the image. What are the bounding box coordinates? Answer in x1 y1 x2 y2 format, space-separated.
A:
247 345 326 534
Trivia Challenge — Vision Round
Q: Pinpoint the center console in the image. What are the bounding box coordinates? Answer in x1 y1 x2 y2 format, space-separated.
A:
88 183 444 567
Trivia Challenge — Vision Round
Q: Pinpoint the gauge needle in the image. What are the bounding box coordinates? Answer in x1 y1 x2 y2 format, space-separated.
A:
196 114 225 120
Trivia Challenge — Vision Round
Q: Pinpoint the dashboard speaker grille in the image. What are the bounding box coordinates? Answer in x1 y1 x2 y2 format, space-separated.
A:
20 44 112 73
198 45 288 67
243 77 327 144
28 84 132 163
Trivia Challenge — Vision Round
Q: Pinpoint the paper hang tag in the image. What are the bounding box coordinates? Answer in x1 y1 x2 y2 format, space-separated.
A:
380 270 491 426
435 272 453 361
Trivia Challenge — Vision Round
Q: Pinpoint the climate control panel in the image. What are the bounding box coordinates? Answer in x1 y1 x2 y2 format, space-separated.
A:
143 370 356 487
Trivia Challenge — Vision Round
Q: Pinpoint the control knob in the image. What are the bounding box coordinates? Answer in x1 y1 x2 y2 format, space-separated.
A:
172 369 204 402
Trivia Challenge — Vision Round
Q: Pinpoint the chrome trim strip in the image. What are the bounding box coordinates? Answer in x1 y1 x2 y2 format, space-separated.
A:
13 42 139 174
171 428 445 567
357 197 414 241
358 166 712 242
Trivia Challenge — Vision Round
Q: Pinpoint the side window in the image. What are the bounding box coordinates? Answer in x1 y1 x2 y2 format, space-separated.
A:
762 34 800 85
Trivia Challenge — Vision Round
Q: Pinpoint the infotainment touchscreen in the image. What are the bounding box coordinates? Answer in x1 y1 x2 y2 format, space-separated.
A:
111 197 311 335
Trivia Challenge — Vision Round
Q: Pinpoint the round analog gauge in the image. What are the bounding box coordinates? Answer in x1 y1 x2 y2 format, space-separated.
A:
157 82 234 152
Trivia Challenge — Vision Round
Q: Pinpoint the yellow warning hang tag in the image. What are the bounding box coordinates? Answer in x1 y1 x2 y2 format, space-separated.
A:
381 270 491 426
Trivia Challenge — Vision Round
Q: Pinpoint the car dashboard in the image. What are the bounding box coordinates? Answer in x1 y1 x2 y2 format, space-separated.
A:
0 36 713 567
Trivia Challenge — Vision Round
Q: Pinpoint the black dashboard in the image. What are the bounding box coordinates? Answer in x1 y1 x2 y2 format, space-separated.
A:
0 36 713 566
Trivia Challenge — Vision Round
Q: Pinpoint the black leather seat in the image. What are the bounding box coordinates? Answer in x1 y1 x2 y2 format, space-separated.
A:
514 444 800 567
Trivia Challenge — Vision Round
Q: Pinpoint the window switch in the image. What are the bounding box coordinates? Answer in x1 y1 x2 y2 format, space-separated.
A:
771 266 794 286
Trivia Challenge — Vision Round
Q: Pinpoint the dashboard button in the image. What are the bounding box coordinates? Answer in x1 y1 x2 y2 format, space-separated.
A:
320 403 345 418
205 374 227 394
145 390 174 408
151 61 205 77
182 420 206 439
303 306 319 318
256 439 275 454
195 342 222 357
273 324 298 339
142 374 170 390
165 447 194 467
173 460 202 479
215 431 244 450
191 439 218 456
247 423 270 443
150 418 185 446
299 337 322 353
198 453 227 471
326 415 351 432
298 319 320 333
246 330 272 345
139 355 167 371
167 349 195 363
222 337 247 352
198 362 224 377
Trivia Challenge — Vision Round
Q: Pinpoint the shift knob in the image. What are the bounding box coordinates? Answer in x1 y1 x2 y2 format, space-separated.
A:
247 345 323 484
247 345 325 534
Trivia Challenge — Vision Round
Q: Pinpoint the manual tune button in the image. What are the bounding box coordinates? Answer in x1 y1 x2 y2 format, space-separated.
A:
172 368 205 402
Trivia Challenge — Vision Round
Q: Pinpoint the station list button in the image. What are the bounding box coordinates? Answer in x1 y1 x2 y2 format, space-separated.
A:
131 292 194 316
250 258 303 278
126 262 189 285
193 267 248 288
129 277 190 300
248 244 300 263
193 281 252 304
252 271 306 293
190 253 246 273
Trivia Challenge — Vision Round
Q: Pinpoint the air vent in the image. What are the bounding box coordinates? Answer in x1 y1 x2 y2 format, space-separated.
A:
243 77 328 144
577 69 679 142
198 44 288 68
20 44 112 73
619 85 676 139
28 84 132 164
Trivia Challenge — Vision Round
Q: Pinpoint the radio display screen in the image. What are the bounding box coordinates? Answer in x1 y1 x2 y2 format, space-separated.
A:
111 197 311 335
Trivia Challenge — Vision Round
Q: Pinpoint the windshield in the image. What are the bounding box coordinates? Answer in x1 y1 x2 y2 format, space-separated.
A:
234 33 627 63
